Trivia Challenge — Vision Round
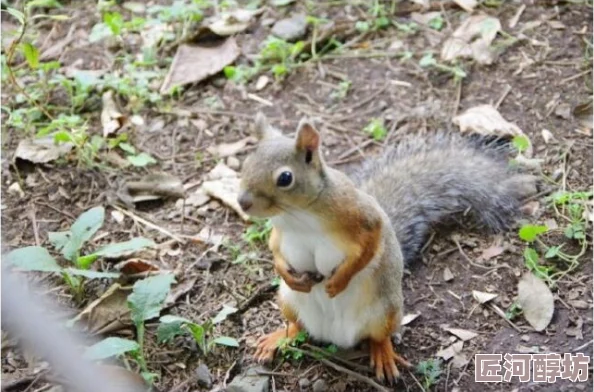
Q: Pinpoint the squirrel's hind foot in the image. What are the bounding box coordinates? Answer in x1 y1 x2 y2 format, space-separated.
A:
254 322 301 363
369 338 411 384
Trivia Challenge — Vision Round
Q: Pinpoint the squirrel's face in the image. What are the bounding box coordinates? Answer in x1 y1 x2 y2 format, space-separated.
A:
238 113 326 218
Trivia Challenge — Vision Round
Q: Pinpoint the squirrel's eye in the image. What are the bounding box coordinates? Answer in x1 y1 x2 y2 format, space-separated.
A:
276 171 293 188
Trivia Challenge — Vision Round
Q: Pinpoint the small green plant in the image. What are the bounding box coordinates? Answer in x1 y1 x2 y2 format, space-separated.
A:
428 15 445 31
279 330 309 360
331 80 352 100
363 118 387 141
419 53 467 81
512 135 531 154
416 359 442 390
6 206 154 302
243 219 273 245
157 305 239 354
84 273 176 384
505 301 522 320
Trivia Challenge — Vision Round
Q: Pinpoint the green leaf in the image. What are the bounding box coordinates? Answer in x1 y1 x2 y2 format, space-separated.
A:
211 336 239 347
5 7 25 25
50 207 105 261
53 130 73 143
186 323 207 352
26 0 62 9
355 21 370 32
94 237 155 258
518 224 548 242
127 152 157 167
104 12 124 35
223 66 237 80
128 274 176 326
64 268 120 279
523 247 539 269
545 245 562 259
6 246 61 272
22 43 39 69
118 142 136 154
512 135 530 153
419 53 436 67
157 318 186 344
76 254 98 269
428 16 444 30
84 337 139 360
363 119 387 141
212 304 238 324
89 23 113 43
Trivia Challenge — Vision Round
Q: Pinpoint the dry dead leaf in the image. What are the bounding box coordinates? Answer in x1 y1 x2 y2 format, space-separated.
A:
178 187 210 208
101 91 128 138
411 12 442 26
164 276 198 307
479 244 504 261
111 210 125 224
517 273 554 332
207 136 256 158
205 8 259 36
14 137 73 164
443 267 454 282
160 38 240 94
193 227 225 248
573 99 593 130
452 354 469 369
255 75 270 91
118 174 185 206
452 104 523 137
568 300 589 310
71 283 132 335
554 103 572 120
207 162 239 180
401 313 421 326
453 0 478 12
444 327 478 341
436 341 464 361
202 177 249 221
441 14 501 64
472 290 498 304
114 259 160 275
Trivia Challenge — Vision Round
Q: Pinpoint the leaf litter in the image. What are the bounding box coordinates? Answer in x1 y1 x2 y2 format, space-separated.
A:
441 14 501 64
517 272 554 332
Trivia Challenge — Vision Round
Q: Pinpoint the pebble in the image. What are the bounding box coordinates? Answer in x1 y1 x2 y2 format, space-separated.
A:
298 377 310 391
226 366 270 392
271 13 307 41
195 364 213 388
312 379 327 392
227 156 241 170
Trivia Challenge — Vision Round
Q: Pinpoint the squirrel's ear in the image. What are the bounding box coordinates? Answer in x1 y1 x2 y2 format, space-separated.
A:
254 112 280 140
295 119 320 152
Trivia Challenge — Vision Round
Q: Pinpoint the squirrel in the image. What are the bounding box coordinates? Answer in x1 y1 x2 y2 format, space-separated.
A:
237 112 537 383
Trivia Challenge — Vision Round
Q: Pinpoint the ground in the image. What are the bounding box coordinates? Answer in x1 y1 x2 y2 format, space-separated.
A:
1 1 593 392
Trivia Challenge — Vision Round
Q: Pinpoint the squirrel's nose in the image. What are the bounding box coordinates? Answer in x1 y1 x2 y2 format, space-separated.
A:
238 191 253 212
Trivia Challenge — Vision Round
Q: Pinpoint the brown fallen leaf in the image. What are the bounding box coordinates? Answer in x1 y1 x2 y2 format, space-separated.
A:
517 273 554 332
444 327 478 341
71 283 132 335
573 99 593 130
164 276 198 308
204 8 260 36
115 258 160 275
452 104 524 137
479 244 504 261
160 38 240 94
472 290 498 304
207 136 256 158
202 177 249 221
117 174 185 207
14 137 73 164
192 227 225 248
101 91 129 138
436 341 464 361
441 14 501 64
453 0 477 12
452 353 469 369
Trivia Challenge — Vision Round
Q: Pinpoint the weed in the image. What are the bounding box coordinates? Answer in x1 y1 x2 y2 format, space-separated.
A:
5 206 153 302
279 330 309 360
330 80 352 100
419 53 467 81
157 305 239 354
416 359 442 390
243 219 273 245
363 118 387 141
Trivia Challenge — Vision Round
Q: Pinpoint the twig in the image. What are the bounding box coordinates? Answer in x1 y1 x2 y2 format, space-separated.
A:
110 204 186 244
34 201 76 220
560 69 592 84
237 282 276 313
489 303 522 333
406 368 426 392
451 80 462 118
336 84 388 113
572 339 593 352
303 344 372 374
29 207 40 246
452 237 509 272
455 349 477 384
494 84 512 109
299 349 390 392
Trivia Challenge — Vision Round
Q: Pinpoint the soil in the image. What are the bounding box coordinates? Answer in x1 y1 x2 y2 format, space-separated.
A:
1 1 593 392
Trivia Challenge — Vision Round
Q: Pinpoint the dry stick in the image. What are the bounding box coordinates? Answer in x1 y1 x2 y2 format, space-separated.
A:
494 84 512 109
299 349 390 392
454 349 477 385
302 344 372 374
110 204 185 244
34 201 76 220
489 303 522 333
560 69 592 84
451 80 462 118
452 237 509 272
573 339 594 352
336 84 388 113
29 207 40 246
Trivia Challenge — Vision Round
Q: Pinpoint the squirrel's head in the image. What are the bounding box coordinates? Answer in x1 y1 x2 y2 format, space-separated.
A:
238 112 326 218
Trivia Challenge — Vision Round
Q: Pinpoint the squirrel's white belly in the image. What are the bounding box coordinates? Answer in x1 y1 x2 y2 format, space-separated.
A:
272 211 382 347
279 274 382 348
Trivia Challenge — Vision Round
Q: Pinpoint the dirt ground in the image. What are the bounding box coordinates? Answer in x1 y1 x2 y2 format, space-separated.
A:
1 1 593 392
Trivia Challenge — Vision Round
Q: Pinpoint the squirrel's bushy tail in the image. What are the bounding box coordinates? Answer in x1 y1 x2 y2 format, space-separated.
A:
349 132 538 264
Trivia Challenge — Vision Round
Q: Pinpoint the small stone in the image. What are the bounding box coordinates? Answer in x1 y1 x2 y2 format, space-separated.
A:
298 378 310 391
521 334 530 342
554 103 571 119
212 76 227 88
196 364 213 388
227 366 270 392
443 267 454 282
227 156 241 170
312 379 326 392
551 168 563 181
271 13 307 41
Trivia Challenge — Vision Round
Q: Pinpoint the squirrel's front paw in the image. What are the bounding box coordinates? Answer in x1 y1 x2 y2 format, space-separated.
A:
325 275 348 298
284 271 318 293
